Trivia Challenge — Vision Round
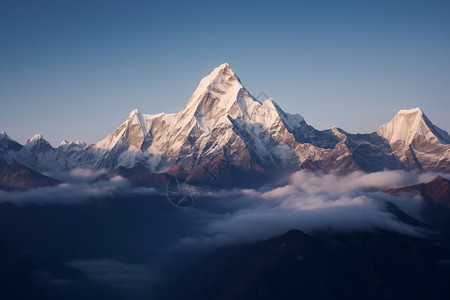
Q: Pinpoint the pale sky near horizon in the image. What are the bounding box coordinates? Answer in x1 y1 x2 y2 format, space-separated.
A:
1 0 449 146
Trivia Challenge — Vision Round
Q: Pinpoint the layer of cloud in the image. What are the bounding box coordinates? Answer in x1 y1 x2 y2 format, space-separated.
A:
180 170 447 248
44 168 108 183
1 169 446 249
0 176 158 205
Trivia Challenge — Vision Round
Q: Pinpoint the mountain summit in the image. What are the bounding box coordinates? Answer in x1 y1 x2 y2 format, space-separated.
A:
1 63 449 186
378 108 450 147
377 108 450 170
183 62 253 116
91 63 310 177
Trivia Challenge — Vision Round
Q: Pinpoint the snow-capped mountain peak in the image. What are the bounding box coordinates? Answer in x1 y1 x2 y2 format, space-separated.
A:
398 107 423 114
27 134 46 144
93 107 151 151
377 108 450 146
177 63 301 135
128 108 140 118
192 62 236 93
18 134 53 165
75 140 87 146
59 140 70 146
23 134 53 152
182 63 259 119
0 131 22 154
0 131 11 141
59 140 87 148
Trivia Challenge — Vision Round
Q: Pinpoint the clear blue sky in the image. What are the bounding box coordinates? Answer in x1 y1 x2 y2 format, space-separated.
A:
1 0 449 146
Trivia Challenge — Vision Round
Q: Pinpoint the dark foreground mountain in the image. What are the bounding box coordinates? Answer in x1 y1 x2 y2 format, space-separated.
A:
0 194 200 300
158 229 450 300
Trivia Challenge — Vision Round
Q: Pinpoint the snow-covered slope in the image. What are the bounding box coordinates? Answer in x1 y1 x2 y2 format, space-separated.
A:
378 108 450 147
0 131 22 165
16 134 55 171
1 63 449 182
377 108 450 171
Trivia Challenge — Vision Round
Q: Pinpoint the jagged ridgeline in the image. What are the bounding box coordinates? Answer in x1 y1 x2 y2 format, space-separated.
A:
1 64 449 188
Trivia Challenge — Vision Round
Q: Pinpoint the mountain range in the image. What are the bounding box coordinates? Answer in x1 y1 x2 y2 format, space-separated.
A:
1 63 449 189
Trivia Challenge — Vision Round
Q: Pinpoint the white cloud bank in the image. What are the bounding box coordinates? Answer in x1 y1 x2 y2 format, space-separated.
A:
0 175 158 205
0 169 446 248
180 170 447 247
